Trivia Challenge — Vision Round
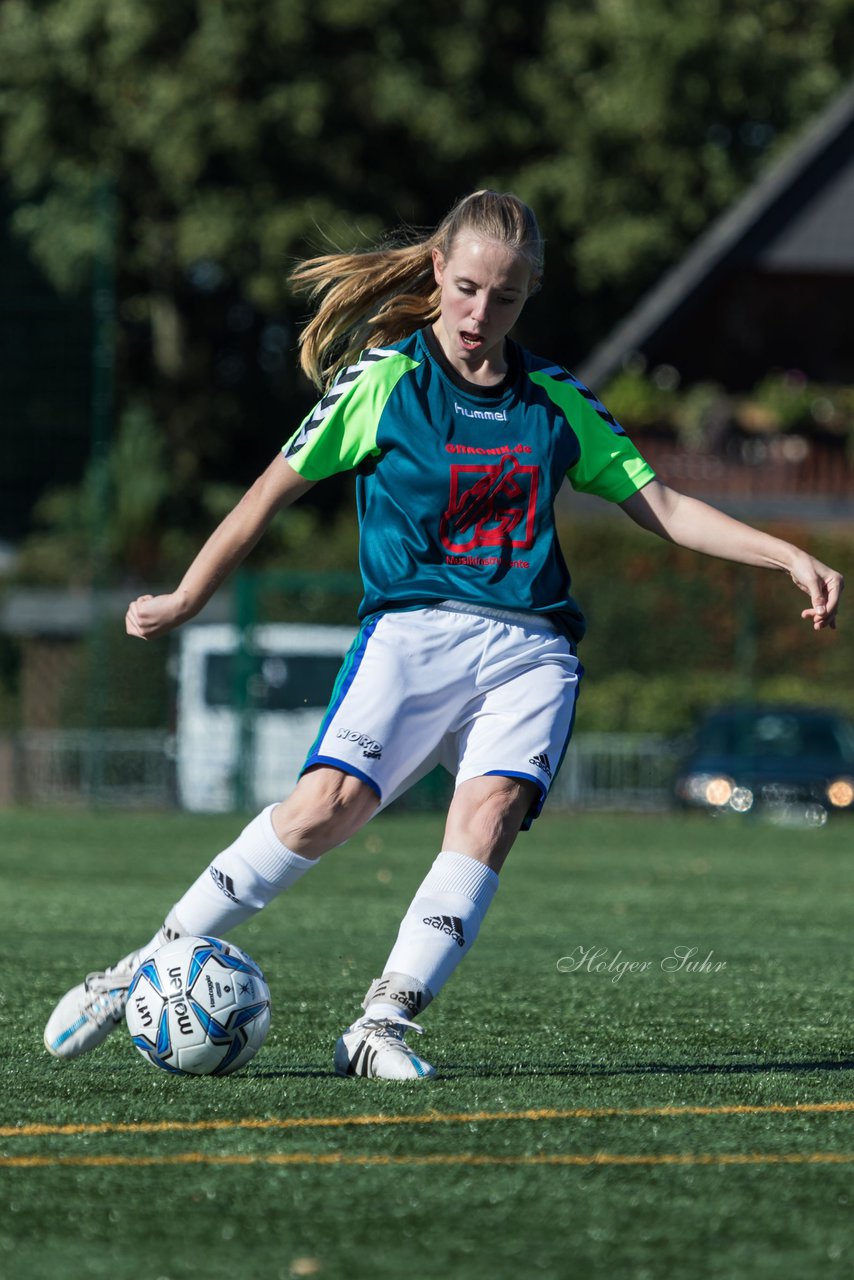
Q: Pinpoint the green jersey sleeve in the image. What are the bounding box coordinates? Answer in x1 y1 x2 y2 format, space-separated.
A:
528 369 655 503
283 348 419 481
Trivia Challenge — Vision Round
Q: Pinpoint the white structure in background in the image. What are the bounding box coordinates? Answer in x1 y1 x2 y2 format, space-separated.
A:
0 592 680 812
176 623 355 812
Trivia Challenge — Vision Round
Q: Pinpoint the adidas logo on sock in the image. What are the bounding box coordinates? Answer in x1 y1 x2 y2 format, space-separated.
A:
362 973 432 1020
369 977 425 1020
529 751 552 778
210 866 240 903
423 914 465 948
390 989 423 1018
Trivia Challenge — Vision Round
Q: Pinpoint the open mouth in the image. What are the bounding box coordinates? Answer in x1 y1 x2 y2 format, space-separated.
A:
460 331 484 351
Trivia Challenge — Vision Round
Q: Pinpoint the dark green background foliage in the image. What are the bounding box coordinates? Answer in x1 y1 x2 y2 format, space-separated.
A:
2 0 854 573
4 0 852 328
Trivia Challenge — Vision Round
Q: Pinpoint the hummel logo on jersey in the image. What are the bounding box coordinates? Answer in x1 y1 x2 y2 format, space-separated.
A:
454 402 508 422
423 914 466 948
210 866 239 903
529 752 552 778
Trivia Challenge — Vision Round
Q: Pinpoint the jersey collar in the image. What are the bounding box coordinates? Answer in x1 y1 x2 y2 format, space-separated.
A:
421 325 518 399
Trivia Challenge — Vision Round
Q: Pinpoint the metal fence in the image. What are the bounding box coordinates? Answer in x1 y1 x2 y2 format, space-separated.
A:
4 730 175 809
2 729 680 813
551 732 681 811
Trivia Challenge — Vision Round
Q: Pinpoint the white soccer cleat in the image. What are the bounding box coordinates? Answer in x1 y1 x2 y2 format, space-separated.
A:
43 968 135 1060
334 1015 437 1080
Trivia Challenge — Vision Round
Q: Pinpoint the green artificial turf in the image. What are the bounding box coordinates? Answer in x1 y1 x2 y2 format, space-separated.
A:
2 807 854 1279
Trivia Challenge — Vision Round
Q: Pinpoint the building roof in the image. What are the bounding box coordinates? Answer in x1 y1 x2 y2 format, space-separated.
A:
577 82 854 389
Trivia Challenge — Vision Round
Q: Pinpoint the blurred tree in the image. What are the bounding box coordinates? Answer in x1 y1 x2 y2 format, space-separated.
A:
1 0 852 576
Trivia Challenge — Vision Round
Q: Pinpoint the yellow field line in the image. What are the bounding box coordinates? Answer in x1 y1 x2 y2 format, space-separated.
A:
4 1101 854 1140
3 1151 854 1169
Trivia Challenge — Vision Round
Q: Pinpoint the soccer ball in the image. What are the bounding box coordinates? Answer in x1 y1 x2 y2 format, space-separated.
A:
126 935 271 1076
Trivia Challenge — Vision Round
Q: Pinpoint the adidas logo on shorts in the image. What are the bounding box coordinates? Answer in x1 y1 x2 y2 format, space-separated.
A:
529 752 552 778
423 914 466 948
210 866 239 903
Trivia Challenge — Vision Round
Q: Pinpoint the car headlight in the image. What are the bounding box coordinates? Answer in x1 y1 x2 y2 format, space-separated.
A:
678 773 736 807
826 777 854 808
704 776 735 807
729 786 754 813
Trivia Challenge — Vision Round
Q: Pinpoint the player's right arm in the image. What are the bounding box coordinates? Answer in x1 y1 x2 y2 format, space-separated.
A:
128 347 408 641
126 455 314 640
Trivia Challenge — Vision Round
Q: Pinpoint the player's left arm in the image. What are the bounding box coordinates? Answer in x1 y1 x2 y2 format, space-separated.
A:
620 478 844 631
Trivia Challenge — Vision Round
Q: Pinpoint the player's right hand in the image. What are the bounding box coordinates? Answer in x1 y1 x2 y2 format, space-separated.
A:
125 593 186 640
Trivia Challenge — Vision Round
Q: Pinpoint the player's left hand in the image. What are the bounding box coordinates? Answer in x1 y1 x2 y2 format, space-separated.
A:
788 552 844 630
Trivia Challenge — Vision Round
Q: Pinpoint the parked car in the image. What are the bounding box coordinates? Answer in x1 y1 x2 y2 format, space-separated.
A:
175 622 355 812
674 704 854 819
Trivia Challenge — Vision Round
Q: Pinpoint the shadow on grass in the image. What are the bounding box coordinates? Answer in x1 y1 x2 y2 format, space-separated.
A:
245 1067 338 1078
240 1056 854 1081
437 1057 854 1079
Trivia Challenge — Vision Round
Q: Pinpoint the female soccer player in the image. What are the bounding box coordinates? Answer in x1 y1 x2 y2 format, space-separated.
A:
44 190 843 1079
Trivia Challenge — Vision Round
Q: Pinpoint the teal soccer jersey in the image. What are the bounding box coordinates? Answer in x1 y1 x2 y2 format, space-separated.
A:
283 327 655 640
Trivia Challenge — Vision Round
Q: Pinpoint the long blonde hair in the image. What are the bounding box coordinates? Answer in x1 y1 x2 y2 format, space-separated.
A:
290 190 544 389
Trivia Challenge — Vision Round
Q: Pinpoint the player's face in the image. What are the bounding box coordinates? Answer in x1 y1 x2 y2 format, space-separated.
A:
432 236 532 382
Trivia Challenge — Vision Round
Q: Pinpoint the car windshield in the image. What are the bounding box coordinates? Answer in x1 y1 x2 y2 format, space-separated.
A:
698 712 854 764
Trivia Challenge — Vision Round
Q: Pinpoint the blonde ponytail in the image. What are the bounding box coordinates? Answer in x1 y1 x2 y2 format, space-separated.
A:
290 190 544 390
289 241 440 389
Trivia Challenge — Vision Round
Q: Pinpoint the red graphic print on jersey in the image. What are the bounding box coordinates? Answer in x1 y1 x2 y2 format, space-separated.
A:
439 453 539 555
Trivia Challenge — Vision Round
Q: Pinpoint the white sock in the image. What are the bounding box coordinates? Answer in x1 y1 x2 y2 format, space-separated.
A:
113 909 185 973
168 805 317 937
364 851 499 1021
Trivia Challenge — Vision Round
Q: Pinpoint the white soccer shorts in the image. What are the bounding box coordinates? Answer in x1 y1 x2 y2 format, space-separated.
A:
302 602 582 825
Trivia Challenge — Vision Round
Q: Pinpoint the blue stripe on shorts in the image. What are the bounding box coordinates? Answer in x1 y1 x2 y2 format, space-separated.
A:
301 613 382 774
